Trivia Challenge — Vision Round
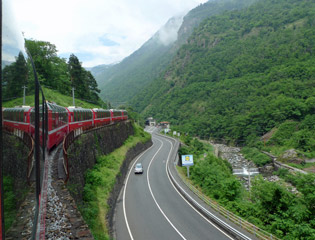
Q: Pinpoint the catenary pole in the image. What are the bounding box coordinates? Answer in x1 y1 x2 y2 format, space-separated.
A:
0 0 5 238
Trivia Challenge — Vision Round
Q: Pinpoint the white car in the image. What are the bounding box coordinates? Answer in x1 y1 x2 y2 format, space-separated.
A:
134 163 144 174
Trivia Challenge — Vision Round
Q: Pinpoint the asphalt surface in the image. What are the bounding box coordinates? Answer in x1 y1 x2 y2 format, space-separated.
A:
114 127 234 240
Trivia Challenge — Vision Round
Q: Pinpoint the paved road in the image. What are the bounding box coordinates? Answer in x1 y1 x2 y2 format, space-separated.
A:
114 127 233 240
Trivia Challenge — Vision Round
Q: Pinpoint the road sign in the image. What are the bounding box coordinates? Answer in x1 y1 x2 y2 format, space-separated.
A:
182 155 194 166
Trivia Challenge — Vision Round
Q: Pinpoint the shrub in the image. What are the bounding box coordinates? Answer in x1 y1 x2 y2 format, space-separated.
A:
268 121 298 146
3 176 16 231
241 147 272 166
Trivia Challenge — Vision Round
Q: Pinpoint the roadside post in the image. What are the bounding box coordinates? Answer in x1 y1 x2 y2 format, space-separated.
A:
182 155 194 178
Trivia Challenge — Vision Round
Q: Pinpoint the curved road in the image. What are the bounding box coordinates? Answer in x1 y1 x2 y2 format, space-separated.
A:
114 127 234 240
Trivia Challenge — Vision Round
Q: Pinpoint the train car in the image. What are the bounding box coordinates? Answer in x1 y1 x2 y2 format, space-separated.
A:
122 110 128 121
46 103 69 149
30 102 69 150
92 108 111 127
3 106 32 135
67 107 94 133
110 109 124 122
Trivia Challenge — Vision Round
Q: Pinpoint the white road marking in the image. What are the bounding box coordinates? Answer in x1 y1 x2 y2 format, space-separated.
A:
123 132 239 240
147 137 187 240
123 144 154 240
161 135 236 240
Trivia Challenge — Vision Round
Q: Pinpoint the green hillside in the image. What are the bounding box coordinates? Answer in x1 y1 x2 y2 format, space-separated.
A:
3 87 104 109
94 16 180 106
133 0 315 151
94 0 258 106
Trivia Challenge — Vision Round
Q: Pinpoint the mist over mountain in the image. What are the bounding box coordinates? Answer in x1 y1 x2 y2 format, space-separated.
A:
133 0 315 146
93 0 257 106
92 14 184 106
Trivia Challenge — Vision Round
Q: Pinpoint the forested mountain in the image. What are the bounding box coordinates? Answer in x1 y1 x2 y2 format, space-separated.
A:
94 0 257 106
93 15 183 105
132 0 315 147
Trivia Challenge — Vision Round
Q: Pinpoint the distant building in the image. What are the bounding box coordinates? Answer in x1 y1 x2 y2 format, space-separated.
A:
160 121 170 129
146 117 156 126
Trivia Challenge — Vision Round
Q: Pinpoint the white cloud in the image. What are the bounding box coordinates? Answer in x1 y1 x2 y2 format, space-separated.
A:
11 0 207 67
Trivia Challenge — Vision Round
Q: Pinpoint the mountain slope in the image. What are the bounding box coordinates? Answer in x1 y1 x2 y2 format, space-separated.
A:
94 0 258 106
3 87 104 109
132 0 315 145
94 15 183 105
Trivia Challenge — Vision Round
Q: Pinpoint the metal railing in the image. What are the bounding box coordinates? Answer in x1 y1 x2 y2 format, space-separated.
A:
162 134 280 240
63 130 75 183
176 173 279 240
3 127 34 183
62 121 125 183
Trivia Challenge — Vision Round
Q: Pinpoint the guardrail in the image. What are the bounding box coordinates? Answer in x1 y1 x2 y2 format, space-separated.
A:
175 173 279 240
161 134 280 240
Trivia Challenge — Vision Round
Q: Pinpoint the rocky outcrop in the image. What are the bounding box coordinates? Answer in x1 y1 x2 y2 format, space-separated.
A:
278 149 305 164
214 144 256 169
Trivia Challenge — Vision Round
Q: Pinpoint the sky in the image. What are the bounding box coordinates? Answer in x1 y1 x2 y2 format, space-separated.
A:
11 0 208 67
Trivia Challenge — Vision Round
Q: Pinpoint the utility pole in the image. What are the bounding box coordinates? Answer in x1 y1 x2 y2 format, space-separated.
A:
0 0 5 238
72 87 75 107
22 85 27 105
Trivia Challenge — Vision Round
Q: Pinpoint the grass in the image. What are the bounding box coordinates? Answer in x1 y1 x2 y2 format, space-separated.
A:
3 176 16 232
80 123 151 239
2 87 103 108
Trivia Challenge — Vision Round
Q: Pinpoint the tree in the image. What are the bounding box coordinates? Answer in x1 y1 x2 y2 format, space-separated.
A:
68 54 100 102
68 54 86 99
25 39 71 94
85 71 100 102
3 52 28 100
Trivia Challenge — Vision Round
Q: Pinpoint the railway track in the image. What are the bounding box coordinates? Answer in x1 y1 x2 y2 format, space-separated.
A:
5 146 93 239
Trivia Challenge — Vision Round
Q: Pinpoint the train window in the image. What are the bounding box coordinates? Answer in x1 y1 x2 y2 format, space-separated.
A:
52 112 55 129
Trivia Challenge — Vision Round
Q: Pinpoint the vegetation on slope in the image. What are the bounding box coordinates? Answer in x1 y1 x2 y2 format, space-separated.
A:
3 176 16 232
3 39 102 106
95 17 179 106
95 0 258 106
79 124 150 239
2 87 104 109
179 137 315 239
133 0 315 155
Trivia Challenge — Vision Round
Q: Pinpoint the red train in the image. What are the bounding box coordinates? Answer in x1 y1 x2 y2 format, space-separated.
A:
3 102 128 150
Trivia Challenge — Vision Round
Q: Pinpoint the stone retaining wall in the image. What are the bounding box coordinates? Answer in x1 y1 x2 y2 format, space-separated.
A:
66 121 153 237
67 121 135 202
